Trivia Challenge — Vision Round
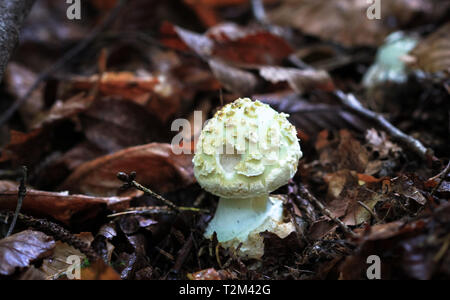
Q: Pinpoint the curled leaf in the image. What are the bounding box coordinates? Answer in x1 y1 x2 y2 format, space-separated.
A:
0 231 55 276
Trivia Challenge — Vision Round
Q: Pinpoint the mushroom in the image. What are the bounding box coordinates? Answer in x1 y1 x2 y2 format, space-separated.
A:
193 98 302 259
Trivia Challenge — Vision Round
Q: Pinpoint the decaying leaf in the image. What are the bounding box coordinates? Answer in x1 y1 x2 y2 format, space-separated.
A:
0 189 131 226
390 175 427 205
31 93 93 130
258 94 369 136
0 231 55 276
187 268 233 280
173 23 294 66
407 22 450 76
3 63 45 129
341 203 450 279
258 66 335 94
70 72 184 123
208 58 258 94
40 233 120 280
60 143 194 196
268 0 448 47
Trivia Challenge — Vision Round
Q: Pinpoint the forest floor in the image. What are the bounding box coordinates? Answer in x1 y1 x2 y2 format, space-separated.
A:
0 0 449 280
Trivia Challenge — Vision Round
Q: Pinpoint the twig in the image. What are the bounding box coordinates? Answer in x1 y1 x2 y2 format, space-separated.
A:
251 0 268 24
430 161 450 196
107 205 209 218
288 181 318 222
297 183 357 238
357 200 381 223
0 0 36 82
335 91 432 161
0 0 127 127
154 247 174 261
117 171 180 212
108 206 175 218
116 172 209 215
173 233 194 273
0 211 99 262
6 166 27 237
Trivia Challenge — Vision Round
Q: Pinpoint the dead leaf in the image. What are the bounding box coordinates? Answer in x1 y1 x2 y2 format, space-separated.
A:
80 97 171 154
0 181 19 192
0 189 131 226
60 143 194 196
365 129 402 159
0 231 55 276
257 93 370 136
172 23 294 66
343 189 383 226
4 63 44 129
40 236 90 280
391 175 427 205
208 58 259 94
337 130 369 173
207 23 294 66
187 268 233 280
324 170 358 200
268 0 448 47
71 72 183 123
41 236 120 280
0 129 48 167
31 93 93 130
407 22 450 76
259 66 335 94
339 204 450 280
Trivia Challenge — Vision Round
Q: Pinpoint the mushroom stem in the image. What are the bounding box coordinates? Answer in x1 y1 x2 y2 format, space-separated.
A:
205 195 294 259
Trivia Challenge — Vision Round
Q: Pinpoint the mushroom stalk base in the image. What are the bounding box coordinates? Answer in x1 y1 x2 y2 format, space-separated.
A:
204 195 295 259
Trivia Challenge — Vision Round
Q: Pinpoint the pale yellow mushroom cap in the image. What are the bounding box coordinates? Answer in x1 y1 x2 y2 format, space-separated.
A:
193 98 302 198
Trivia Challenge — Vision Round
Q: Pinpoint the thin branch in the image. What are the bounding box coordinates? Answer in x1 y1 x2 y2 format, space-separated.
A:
132 180 181 212
251 0 268 24
0 0 127 127
430 160 450 196
107 205 209 218
0 0 36 82
297 183 357 238
357 200 381 223
0 211 99 262
116 172 209 215
335 91 432 161
6 166 27 237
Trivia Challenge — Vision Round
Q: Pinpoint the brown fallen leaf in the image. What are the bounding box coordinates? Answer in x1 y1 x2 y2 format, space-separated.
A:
3 63 45 130
0 230 55 276
390 175 427 205
268 0 448 47
60 143 194 197
340 203 450 280
208 58 259 94
258 66 335 94
0 180 19 192
257 93 370 136
70 71 184 123
187 268 233 280
172 23 294 66
365 128 402 161
80 97 171 154
313 129 369 173
407 22 450 76
0 129 48 167
207 23 294 66
40 233 120 280
31 93 93 130
0 189 131 226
